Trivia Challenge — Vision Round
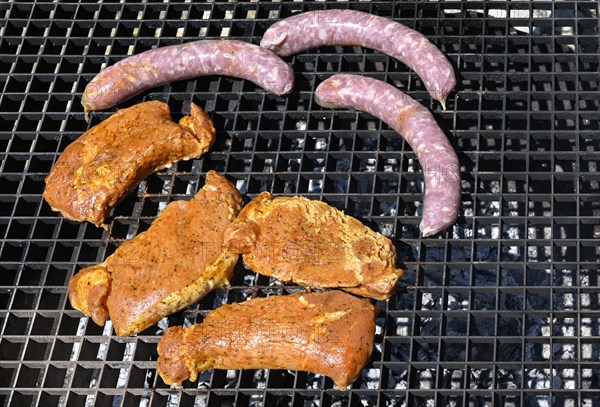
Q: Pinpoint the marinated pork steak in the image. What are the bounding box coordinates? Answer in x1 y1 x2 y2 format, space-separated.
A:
69 171 242 336
223 192 403 300
44 100 215 227
157 291 376 388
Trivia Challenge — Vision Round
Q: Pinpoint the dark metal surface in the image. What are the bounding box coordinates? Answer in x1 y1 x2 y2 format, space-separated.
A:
1 1 599 406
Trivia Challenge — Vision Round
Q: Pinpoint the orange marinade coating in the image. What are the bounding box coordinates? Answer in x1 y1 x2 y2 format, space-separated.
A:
44 100 215 227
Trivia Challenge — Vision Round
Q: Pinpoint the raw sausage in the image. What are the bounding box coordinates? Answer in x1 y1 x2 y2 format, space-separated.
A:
81 40 294 114
314 74 460 237
261 9 455 108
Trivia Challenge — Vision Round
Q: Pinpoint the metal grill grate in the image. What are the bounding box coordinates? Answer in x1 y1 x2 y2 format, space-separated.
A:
1 1 599 406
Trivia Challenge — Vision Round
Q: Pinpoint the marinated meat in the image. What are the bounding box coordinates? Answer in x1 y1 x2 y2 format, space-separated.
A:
223 192 403 300
69 171 242 336
157 291 376 388
44 100 215 227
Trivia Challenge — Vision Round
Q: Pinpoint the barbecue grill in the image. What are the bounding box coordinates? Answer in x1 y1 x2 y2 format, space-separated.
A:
1 1 599 406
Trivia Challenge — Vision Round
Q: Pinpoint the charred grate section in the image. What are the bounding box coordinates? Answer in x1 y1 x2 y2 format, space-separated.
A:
1 1 599 406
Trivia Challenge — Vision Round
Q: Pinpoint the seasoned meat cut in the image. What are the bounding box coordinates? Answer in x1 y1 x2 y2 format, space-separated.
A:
157 291 376 388
261 9 455 108
81 40 294 113
224 192 403 300
69 171 242 336
44 100 215 227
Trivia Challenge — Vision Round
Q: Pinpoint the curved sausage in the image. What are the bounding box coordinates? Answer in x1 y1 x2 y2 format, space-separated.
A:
314 74 460 237
81 40 294 114
261 9 455 108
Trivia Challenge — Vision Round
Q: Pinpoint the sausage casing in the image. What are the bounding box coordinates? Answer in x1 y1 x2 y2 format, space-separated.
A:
82 40 294 113
261 9 455 107
315 74 460 236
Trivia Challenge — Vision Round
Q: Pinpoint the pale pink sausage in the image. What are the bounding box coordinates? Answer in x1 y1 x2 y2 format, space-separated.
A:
261 9 455 108
315 74 460 237
82 40 294 114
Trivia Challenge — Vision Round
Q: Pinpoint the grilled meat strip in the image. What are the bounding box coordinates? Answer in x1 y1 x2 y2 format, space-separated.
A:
69 171 242 336
44 100 215 227
157 291 376 388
